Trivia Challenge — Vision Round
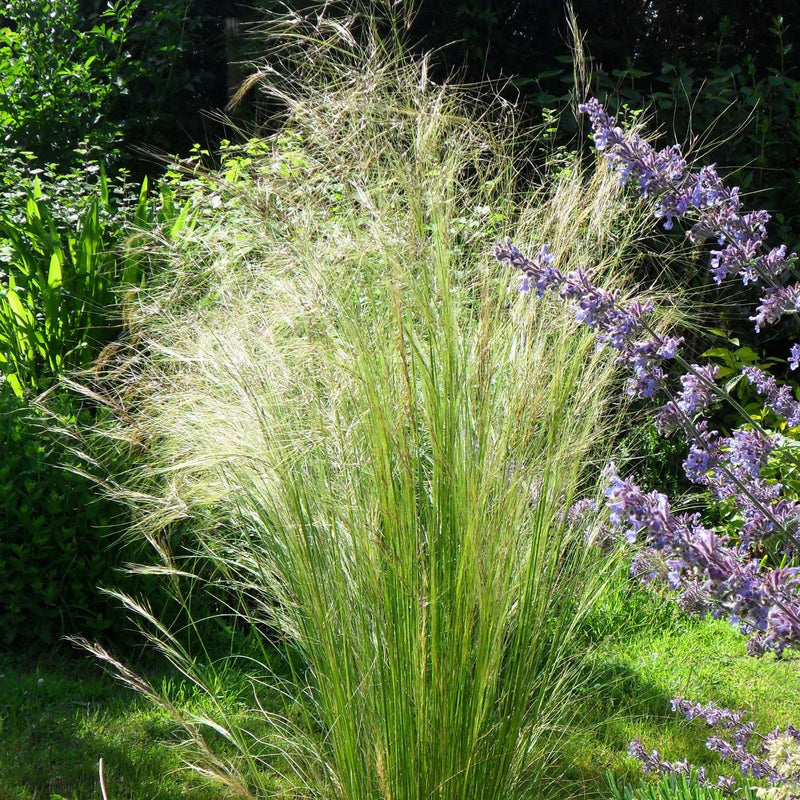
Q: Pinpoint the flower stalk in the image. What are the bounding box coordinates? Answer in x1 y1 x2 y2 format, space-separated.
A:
494 98 800 655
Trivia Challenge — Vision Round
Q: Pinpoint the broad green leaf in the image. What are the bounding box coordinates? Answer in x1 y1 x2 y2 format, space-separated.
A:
734 346 759 363
47 250 63 289
5 288 34 327
701 347 735 366
5 372 23 397
170 198 197 237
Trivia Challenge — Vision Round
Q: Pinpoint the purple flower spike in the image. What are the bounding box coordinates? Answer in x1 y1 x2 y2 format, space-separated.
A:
789 343 800 371
496 98 800 658
580 97 798 330
742 365 800 427
751 283 800 332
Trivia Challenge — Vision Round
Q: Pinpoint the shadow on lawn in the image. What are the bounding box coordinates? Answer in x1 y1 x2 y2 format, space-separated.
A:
0 648 221 800
554 658 720 800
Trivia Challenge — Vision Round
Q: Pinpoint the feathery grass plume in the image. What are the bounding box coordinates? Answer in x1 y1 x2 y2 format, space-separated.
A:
79 4 681 798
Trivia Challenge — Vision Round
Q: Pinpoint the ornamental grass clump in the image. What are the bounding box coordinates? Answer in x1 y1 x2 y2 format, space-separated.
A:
77 7 669 800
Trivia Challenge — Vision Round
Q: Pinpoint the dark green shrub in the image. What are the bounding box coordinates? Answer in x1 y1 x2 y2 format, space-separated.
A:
0 0 136 168
0 390 133 648
0 0 235 180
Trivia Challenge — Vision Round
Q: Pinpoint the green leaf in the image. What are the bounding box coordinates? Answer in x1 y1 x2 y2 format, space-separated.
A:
4 373 23 397
47 249 63 289
701 347 735 366
733 346 759 363
5 288 33 327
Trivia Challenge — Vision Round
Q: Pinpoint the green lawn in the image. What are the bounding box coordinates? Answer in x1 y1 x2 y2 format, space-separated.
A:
5 582 800 800
558 577 800 798
0 649 228 800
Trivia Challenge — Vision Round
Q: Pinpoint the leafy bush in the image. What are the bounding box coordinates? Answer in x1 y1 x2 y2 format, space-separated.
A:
0 390 130 648
0 0 137 168
104 0 234 162
0 170 127 396
0 0 235 181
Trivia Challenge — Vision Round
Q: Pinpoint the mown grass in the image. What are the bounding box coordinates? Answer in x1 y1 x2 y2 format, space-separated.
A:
0 650 229 800
558 567 800 798
5 592 800 800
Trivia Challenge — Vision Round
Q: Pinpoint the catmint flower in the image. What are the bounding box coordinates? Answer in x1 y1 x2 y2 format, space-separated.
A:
627 739 707 783
789 344 800 372
667 699 787 785
579 98 688 200
683 438 716 484
495 240 685 401
676 581 716 617
742 365 800 427
751 283 800 332
580 97 798 332
654 366 720 434
498 99 800 657
604 467 800 653
605 473 675 544
724 429 776 480
734 723 757 748
630 548 668 584
567 497 598 522
715 775 737 792
755 244 793 282
706 736 736 759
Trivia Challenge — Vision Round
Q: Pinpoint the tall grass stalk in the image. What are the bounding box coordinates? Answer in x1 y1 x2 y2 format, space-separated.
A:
80 6 677 798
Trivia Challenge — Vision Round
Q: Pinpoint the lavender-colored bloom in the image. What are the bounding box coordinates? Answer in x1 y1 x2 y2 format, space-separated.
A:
605 474 676 545
580 97 798 329
742 365 800 427
670 697 746 727
683 443 712 484
631 697 800 793
706 736 735 759
626 367 665 399
567 497 598 523
676 581 717 617
497 100 800 657
657 336 683 359
579 98 688 201
790 343 800 372
629 547 668 584
494 240 680 401
785 724 800 743
604 467 800 654
676 365 721 415
627 738 707 784
751 283 800 332
715 775 737 792
723 428 776 480
754 244 793 282
733 723 756 748
665 698 791 787
494 240 564 298
654 366 720 435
